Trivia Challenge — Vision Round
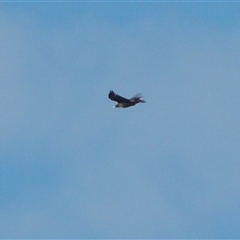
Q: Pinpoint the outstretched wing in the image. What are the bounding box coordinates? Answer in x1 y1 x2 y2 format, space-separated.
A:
130 93 145 103
108 90 131 103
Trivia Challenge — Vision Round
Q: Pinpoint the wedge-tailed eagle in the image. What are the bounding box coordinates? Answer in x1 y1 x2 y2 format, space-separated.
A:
108 90 145 108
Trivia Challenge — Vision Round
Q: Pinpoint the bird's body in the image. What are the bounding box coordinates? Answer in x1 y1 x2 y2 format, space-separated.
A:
108 90 145 108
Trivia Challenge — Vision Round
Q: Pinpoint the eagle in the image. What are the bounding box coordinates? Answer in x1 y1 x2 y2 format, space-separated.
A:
108 90 145 108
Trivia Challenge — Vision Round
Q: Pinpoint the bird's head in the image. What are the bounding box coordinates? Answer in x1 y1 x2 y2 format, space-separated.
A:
113 104 120 108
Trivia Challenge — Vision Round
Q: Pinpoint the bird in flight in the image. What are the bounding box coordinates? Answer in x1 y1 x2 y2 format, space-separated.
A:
108 90 145 108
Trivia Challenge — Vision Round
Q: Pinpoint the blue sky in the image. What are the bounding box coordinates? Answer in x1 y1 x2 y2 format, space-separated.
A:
1 1 240 238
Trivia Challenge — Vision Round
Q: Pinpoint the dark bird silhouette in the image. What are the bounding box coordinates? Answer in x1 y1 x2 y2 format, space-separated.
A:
108 90 145 108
